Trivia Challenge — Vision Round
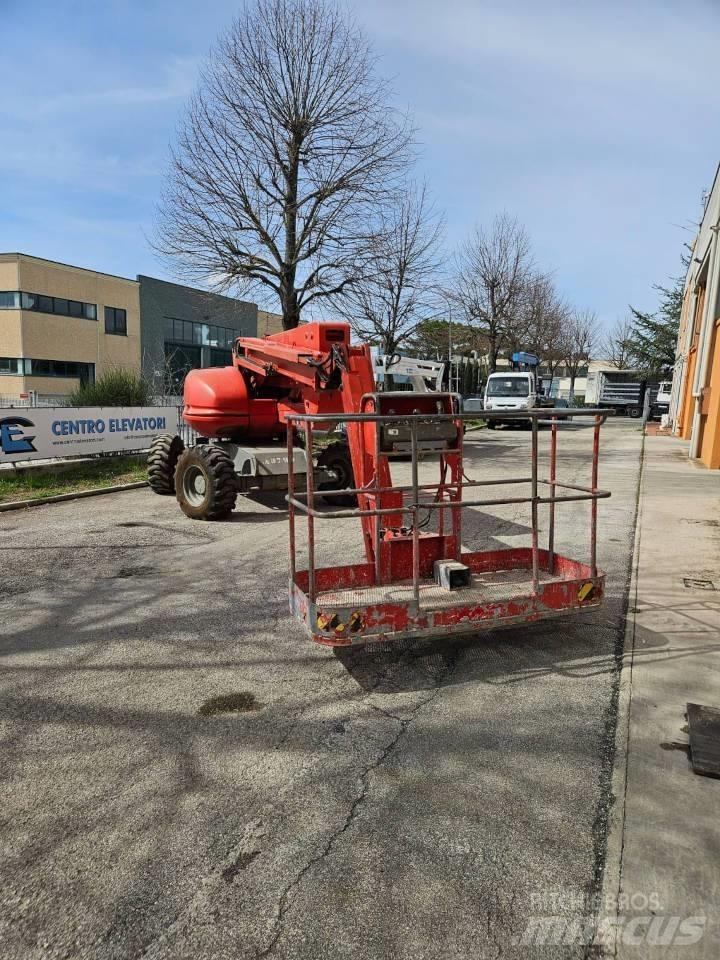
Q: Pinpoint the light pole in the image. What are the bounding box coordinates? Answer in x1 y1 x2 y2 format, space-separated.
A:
448 302 453 393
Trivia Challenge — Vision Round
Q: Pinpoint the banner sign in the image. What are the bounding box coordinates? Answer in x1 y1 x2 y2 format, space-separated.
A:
0 406 180 463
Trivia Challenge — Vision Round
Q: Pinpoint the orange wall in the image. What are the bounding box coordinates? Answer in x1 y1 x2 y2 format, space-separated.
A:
678 285 705 440
680 349 697 439
698 318 720 469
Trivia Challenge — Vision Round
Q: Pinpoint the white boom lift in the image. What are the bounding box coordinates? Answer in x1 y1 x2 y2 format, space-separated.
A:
371 350 445 392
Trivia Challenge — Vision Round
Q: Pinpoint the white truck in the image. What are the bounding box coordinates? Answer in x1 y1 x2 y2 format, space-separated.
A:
483 371 538 428
653 380 672 420
585 370 670 419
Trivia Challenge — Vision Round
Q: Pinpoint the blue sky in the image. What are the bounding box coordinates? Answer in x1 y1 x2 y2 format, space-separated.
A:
1 0 718 329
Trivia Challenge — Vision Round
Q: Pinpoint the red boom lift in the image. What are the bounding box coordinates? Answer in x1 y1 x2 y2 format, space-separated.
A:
147 322 366 517
148 322 610 646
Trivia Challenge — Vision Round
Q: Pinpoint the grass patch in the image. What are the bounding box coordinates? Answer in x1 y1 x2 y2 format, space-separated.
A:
198 692 261 717
0 456 146 504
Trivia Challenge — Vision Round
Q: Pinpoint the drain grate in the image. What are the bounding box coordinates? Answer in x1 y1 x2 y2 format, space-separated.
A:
683 577 716 591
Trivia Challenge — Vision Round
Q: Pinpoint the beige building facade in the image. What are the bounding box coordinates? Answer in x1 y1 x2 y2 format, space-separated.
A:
668 162 720 469
0 253 141 397
257 309 284 337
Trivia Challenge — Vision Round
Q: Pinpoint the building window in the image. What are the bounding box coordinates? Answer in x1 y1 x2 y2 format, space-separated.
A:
0 357 94 381
104 306 127 335
0 290 98 320
0 357 23 374
209 348 231 367
164 316 237 348
30 359 53 376
164 343 201 391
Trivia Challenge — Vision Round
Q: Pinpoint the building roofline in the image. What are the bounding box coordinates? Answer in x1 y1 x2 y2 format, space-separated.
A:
136 273 257 309
697 160 720 234
0 252 137 285
0 253 261 308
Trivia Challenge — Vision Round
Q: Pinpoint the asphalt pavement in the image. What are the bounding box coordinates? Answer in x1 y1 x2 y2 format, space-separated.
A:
0 419 643 960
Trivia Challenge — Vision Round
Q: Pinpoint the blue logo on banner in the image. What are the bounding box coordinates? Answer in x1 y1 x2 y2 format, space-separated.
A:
0 417 37 455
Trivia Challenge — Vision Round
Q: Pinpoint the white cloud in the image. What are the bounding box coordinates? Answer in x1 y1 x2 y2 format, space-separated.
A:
4 55 199 120
365 0 717 103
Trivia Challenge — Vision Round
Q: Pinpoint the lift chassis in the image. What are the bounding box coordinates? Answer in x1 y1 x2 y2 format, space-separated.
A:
147 323 369 519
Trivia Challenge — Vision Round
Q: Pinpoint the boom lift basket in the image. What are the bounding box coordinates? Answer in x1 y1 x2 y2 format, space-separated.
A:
287 404 610 647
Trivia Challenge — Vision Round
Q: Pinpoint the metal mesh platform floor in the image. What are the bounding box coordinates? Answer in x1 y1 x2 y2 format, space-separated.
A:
315 567 556 609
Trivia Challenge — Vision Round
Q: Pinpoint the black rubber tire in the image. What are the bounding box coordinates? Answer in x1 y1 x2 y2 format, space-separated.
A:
175 444 238 520
317 442 356 507
628 406 642 419
147 434 185 495
486 421 497 430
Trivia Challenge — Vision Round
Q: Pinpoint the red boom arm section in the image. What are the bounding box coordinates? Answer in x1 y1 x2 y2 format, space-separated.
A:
182 322 368 440
182 321 459 572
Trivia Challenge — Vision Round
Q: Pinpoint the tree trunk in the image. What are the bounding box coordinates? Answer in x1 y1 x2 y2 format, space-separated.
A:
489 339 499 373
282 138 300 329
280 282 300 330
382 334 396 391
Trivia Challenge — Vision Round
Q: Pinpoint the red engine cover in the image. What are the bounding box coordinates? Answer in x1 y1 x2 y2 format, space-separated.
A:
182 366 281 439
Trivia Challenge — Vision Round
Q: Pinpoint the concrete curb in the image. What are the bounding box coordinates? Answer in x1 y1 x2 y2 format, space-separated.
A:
594 433 646 956
0 481 148 512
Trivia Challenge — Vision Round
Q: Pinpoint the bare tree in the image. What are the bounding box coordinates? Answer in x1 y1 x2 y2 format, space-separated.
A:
452 213 533 371
514 275 568 361
156 0 412 329
501 273 570 391
503 272 549 354
602 316 634 369
335 183 445 356
565 309 596 400
537 312 572 381
408 319 488 361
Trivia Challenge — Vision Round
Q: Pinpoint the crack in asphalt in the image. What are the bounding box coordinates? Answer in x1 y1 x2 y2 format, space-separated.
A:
484 887 518 960
136 819 268 960
130 669 348 960
365 700 404 723
256 650 461 960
